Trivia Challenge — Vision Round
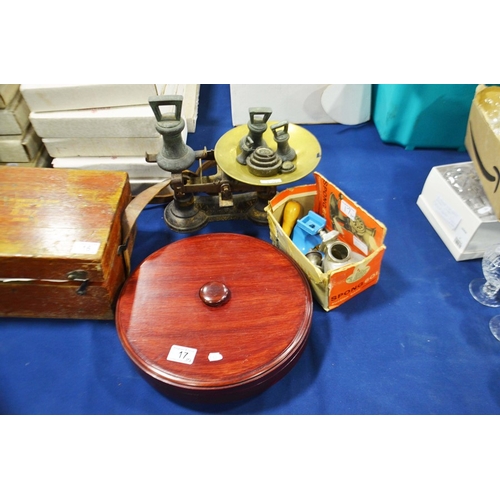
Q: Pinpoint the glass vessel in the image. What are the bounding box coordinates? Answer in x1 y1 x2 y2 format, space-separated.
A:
469 243 500 341
488 316 500 341
470 243 500 307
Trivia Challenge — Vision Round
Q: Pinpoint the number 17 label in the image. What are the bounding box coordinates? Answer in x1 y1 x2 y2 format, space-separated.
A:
167 345 197 365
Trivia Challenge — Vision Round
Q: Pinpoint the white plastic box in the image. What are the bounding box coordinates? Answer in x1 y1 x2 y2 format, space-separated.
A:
230 84 371 126
417 162 500 261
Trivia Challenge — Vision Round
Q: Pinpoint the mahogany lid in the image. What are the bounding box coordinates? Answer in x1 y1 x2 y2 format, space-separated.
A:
115 233 313 403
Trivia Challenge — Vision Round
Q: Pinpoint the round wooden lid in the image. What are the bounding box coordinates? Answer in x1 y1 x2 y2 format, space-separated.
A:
115 233 313 403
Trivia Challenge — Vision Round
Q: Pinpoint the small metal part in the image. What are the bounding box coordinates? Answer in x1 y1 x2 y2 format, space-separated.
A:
322 241 352 273
67 270 90 295
149 95 195 173
67 270 88 281
246 147 282 177
305 250 323 268
281 161 296 173
219 182 234 207
236 136 255 165
239 107 272 151
271 121 296 162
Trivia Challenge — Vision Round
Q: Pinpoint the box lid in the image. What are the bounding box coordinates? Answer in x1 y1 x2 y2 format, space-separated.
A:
0 167 130 283
115 233 312 403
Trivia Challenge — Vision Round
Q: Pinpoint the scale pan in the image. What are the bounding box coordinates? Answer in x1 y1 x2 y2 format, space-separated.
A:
214 122 321 187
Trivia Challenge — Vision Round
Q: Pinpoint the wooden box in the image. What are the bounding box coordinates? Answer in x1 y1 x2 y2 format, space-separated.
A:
0 166 132 320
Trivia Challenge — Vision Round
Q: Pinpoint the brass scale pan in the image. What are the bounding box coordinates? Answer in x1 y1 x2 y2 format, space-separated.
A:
214 121 322 186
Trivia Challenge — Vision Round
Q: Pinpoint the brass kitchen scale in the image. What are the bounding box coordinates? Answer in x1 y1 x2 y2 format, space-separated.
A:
145 95 322 232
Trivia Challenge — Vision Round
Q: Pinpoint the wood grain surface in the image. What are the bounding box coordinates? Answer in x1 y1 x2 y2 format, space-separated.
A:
0 166 131 319
115 233 313 403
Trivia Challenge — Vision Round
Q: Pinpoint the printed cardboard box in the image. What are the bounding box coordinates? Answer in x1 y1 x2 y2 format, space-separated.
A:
266 172 387 311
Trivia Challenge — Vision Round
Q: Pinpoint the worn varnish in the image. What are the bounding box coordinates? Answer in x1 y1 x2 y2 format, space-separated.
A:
115 233 313 403
0 166 131 319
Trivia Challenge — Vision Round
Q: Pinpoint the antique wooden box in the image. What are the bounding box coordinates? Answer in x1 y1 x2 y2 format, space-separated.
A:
0 166 132 320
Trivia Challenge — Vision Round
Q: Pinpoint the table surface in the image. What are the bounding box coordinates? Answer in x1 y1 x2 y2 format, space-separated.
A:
2 84 499 415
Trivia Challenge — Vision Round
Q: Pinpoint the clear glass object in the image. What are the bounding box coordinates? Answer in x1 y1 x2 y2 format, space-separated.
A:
470 243 500 307
469 243 500 340
489 316 500 341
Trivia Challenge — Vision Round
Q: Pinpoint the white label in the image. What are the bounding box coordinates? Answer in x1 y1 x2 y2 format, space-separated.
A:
453 226 469 249
352 235 368 255
208 352 223 362
340 199 356 221
432 196 461 230
477 206 492 216
71 241 101 255
167 345 197 365
260 178 282 184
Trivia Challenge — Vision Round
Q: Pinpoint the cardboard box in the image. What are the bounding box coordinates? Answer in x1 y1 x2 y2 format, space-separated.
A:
30 104 163 138
42 136 164 157
0 125 42 162
266 172 387 311
52 155 169 177
0 84 20 109
30 98 197 138
20 84 167 112
52 156 171 195
417 162 500 261
230 84 371 126
0 146 51 168
0 91 30 135
21 84 200 133
465 85 500 220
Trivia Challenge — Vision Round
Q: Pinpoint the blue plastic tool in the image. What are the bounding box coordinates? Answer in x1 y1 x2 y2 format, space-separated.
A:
292 211 326 254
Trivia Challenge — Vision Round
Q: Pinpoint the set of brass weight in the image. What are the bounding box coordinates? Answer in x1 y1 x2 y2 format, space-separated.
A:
236 108 297 176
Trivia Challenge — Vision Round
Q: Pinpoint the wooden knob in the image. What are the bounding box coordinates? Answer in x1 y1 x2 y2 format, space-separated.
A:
199 281 231 307
282 200 304 237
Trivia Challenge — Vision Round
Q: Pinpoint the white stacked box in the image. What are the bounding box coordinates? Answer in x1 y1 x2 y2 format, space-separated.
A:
20 84 201 192
51 156 169 196
0 84 47 165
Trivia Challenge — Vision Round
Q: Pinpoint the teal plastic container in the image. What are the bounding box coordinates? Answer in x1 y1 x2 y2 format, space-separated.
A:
372 84 478 151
